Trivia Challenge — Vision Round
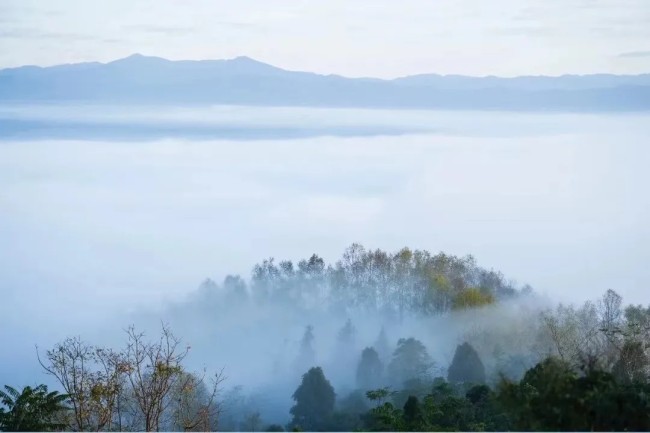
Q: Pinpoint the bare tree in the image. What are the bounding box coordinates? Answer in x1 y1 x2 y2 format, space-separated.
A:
122 323 189 431
171 368 226 431
541 293 624 372
37 338 125 431
37 337 92 431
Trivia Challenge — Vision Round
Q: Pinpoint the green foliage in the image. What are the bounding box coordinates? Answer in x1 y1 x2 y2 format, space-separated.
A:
363 402 404 431
402 396 423 430
387 338 433 386
496 357 650 431
447 342 486 385
337 390 369 415
356 347 384 390
392 378 430 410
361 378 509 431
366 387 393 405
0 384 69 431
354 351 650 432
290 367 336 431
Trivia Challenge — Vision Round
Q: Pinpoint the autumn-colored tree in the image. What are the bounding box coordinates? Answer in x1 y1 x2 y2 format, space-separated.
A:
452 288 494 310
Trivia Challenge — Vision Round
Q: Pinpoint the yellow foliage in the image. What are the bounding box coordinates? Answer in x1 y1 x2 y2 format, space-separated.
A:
452 288 494 310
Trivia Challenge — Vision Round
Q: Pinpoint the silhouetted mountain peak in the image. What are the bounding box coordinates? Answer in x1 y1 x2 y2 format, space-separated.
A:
108 53 168 66
230 55 258 63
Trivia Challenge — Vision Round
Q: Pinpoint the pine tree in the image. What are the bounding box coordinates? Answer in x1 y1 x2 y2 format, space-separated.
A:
447 342 486 384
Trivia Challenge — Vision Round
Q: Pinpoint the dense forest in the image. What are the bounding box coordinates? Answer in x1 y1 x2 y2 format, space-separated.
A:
2 244 649 431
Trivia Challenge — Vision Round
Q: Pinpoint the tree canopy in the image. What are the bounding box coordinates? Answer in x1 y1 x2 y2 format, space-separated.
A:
447 342 486 385
289 367 336 431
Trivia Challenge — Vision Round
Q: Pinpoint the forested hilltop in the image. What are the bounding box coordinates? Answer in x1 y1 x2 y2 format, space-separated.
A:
200 243 522 316
2 244 650 431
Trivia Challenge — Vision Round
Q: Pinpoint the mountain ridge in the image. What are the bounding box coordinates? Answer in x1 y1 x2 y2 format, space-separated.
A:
1 54 649 111
3 53 649 80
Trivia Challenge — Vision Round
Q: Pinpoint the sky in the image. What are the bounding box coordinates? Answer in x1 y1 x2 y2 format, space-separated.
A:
0 0 649 78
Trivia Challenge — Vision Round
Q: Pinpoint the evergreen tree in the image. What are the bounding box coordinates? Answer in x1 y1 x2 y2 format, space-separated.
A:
374 327 391 364
356 347 384 390
402 395 423 430
447 342 486 384
387 338 433 386
290 367 336 431
294 325 316 372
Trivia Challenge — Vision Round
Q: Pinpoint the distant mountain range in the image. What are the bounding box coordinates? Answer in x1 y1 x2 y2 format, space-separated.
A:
1 54 649 111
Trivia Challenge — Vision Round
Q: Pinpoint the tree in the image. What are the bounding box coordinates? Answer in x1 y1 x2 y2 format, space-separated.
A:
496 356 650 431
387 338 433 386
294 325 316 372
624 304 650 343
452 288 494 310
447 342 486 384
290 367 335 431
122 323 190 431
170 369 226 431
612 340 648 383
497 357 582 430
337 389 369 415
241 411 262 432
223 275 249 305
373 327 391 364
37 337 126 431
297 254 326 306
539 290 633 373
335 319 357 382
402 395 423 430
366 388 393 407
356 347 384 390
0 385 69 431
337 319 356 347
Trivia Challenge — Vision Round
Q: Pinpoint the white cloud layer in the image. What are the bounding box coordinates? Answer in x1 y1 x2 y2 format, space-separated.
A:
0 0 649 77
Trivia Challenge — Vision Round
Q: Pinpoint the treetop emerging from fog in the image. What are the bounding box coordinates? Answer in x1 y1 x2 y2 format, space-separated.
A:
196 243 525 317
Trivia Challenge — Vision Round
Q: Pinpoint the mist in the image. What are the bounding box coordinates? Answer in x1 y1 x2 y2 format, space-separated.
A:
1 104 649 428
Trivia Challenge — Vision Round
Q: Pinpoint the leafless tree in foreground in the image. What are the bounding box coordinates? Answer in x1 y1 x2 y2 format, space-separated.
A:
171 368 226 431
37 337 126 431
122 323 189 431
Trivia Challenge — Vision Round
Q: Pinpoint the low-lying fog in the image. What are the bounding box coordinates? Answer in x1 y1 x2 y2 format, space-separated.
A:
1 104 648 423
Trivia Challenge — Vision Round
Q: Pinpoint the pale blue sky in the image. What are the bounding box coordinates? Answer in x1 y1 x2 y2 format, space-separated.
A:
0 0 649 77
